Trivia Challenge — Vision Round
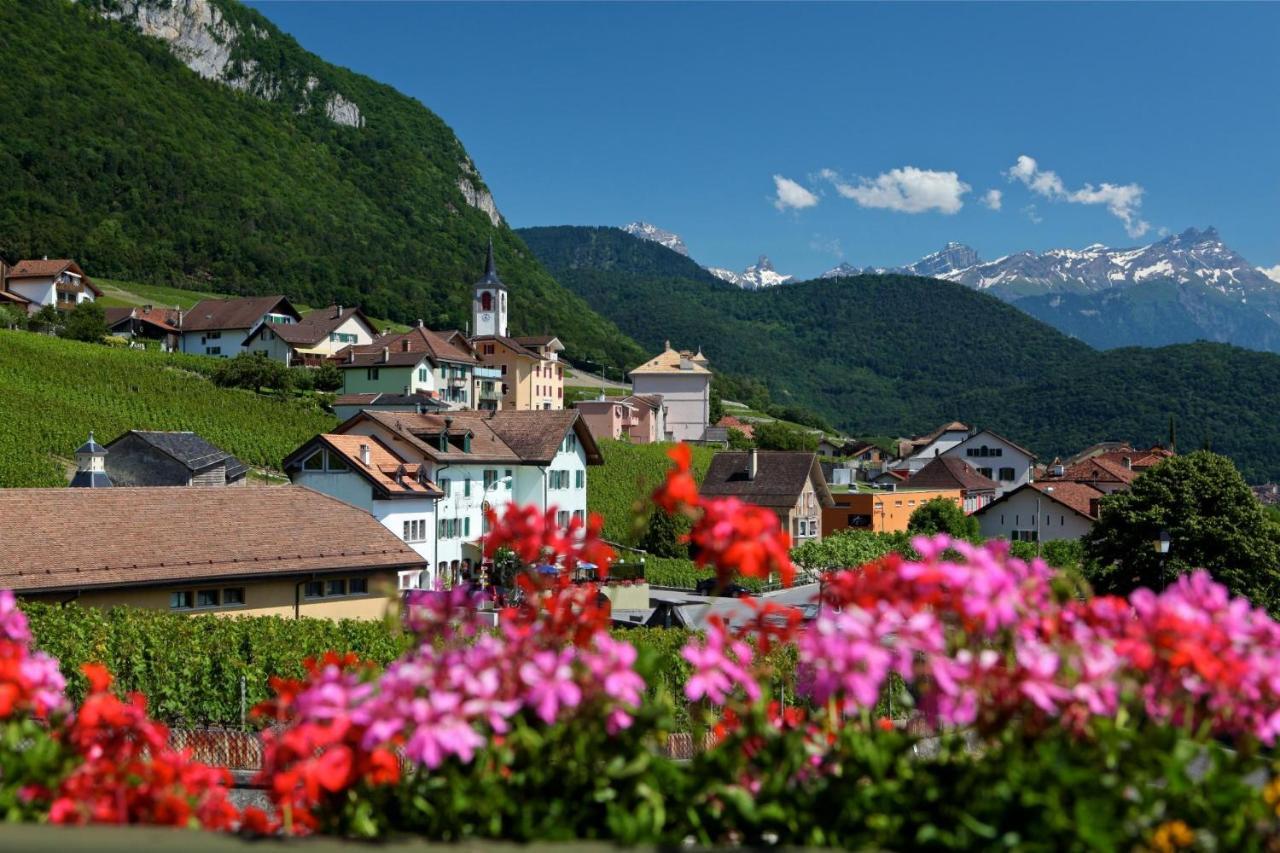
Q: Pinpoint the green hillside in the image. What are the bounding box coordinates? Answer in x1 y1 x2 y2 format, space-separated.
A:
0 0 644 369
588 439 716 544
523 226 1280 482
0 331 334 487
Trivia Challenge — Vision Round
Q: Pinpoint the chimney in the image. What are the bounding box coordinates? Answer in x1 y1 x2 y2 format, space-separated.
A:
142 304 152 313
1122 456 1132 470
401 339 411 352
347 349 355 364
359 443 371 467
748 448 758 481
335 304 343 319
416 319 424 328
381 346 389 363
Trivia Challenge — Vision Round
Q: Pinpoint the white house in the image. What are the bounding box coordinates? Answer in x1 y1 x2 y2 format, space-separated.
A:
285 408 602 589
944 429 1037 497
336 326 478 408
975 481 1103 544
629 341 711 443
1 258 101 315
900 422 972 473
243 305 378 365
179 295 302 357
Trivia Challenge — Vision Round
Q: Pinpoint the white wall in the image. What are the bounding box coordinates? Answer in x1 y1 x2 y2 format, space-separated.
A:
243 329 295 363
181 327 248 357
290 468 439 587
945 432 1035 497
631 374 708 442
8 281 55 307
906 429 971 472
977 488 1093 543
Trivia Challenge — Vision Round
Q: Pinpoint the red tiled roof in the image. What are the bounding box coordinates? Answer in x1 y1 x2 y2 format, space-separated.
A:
0 486 425 593
104 305 181 333
1029 481 1106 519
342 408 602 466
716 415 755 439
342 327 478 368
306 434 442 497
1096 447 1174 471
1052 457 1136 485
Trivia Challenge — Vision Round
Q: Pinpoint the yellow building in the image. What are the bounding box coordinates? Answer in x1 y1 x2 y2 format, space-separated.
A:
2 486 426 620
823 488 965 534
470 334 566 411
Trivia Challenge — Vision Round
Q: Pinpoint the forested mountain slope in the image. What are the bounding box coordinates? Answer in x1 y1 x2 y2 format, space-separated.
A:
0 0 644 368
521 226 1280 481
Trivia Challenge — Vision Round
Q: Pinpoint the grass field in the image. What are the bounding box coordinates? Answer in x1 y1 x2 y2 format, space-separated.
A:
587 439 716 545
0 331 335 487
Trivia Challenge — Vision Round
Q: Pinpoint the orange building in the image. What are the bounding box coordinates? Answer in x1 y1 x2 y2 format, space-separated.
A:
822 488 964 534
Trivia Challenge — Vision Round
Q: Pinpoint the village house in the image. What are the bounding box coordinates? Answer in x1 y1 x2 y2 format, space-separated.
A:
1041 456 1137 494
823 487 965 534
629 341 710 443
179 295 302 357
715 415 755 440
101 430 248 488
0 258 101 315
336 325 479 408
575 394 667 444
907 455 998 514
943 428 1037 497
104 305 181 351
285 408 601 589
898 422 972 473
242 304 378 366
975 481 1105 544
0 486 427 620
700 449 834 543
465 334 563 411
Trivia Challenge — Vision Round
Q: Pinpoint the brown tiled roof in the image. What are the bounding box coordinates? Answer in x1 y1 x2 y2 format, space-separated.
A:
700 451 833 510
0 290 32 306
341 327 477 368
6 258 101 296
511 335 564 352
1051 457 1136 486
104 306 181 333
248 305 377 347
1096 447 1174 471
471 334 544 360
181 295 299 332
909 456 998 493
1030 481 1106 519
0 486 425 593
285 434 442 497
907 421 971 450
342 409 602 465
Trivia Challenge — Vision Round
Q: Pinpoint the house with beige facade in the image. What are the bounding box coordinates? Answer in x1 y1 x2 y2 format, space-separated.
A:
699 449 834 543
1 258 101 315
243 304 378 365
0 486 427 620
465 334 564 411
576 394 667 444
629 342 710 443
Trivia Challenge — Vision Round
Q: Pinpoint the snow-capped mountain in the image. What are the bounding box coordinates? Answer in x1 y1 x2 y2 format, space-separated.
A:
936 228 1277 299
623 221 689 257
709 256 794 290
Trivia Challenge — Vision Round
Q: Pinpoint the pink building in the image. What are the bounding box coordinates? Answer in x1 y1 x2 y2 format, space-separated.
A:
575 394 668 444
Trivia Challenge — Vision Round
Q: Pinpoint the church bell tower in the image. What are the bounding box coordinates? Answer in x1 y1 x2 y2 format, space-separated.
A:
472 238 508 337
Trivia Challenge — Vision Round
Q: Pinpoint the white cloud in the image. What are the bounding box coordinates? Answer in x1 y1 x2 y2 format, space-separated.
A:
1260 265 1280 284
1021 204 1043 225
772 174 819 211
981 189 1003 211
1006 154 1149 238
822 166 970 215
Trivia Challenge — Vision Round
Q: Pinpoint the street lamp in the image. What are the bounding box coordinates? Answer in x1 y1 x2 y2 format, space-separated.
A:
477 475 513 598
1153 529 1172 590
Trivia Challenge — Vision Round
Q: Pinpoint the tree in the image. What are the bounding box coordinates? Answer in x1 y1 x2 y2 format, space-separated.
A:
210 352 293 395
709 394 724 428
908 497 979 541
60 301 108 343
28 305 61 335
0 305 26 330
1083 451 1280 611
313 361 343 392
639 509 686 559
754 420 818 452
726 428 754 450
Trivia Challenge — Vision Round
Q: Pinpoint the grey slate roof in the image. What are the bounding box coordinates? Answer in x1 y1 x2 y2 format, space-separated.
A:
107 431 248 480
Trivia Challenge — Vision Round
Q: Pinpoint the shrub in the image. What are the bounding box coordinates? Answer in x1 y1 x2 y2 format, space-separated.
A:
907 496 980 541
210 352 293 394
754 420 818 451
58 301 107 343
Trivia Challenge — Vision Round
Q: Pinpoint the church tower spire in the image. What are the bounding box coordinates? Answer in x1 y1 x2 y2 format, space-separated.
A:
472 237 508 337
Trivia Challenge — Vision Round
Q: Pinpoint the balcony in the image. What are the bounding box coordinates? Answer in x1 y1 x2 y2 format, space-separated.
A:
474 366 502 379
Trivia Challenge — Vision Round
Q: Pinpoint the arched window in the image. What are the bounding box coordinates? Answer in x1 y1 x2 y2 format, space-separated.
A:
480 291 493 311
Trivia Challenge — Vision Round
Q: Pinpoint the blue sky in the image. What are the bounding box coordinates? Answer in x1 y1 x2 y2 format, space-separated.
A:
251 2 1280 279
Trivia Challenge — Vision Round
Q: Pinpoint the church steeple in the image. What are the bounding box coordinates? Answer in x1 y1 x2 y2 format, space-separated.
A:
472 237 508 337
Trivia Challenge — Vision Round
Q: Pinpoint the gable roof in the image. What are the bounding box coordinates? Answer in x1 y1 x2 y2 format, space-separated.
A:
1096 447 1174 471
0 289 32 306
909 456 998 493
336 408 602 466
285 434 443 498
629 342 712 376
104 305 181 333
1050 456 1137 486
471 334 545 360
700 451 834 510
906 421 971 452
512 335 565 353
244 305 378 348
181 295 300 332
106 430 247 480
340 326 477 368
0 486 425 593
952 428 1038 461
5 258 102 296
977 480 1106 522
